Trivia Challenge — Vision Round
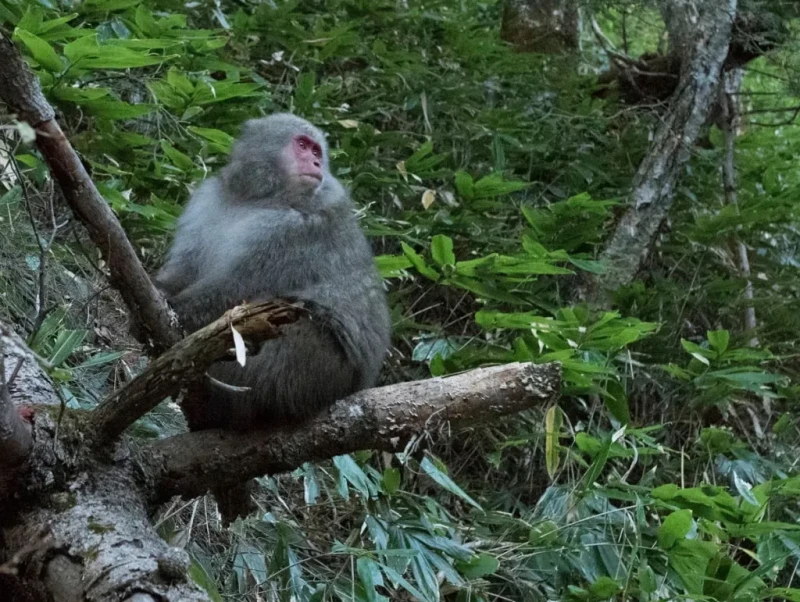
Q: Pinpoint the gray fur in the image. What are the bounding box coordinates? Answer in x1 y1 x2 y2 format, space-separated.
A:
156 113 391 430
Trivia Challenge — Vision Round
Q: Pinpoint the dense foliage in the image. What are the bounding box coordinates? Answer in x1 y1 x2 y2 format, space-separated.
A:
2 0 800 600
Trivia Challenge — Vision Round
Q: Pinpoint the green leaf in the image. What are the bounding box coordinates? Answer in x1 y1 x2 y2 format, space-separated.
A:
188 559 223 602
14 29 63 72
529 520 559 546
64 35 171 69
669 539 718 594
420 456 481 510
49 329 87 367
375 254 412 278
454 170 474 200
431 234 455 266
160 141 194 171
188 126 234 152
589 576 621 598
455 553 499 579
81 99 155 120
192 81 263 105
74 351 124 369
681 339 712 365
472 172 529 198
603 379 630 425
357 557 387 602
333 454 376 499
658 509 693 550
400 242 439 281
707 329 730 355
381 468 400 494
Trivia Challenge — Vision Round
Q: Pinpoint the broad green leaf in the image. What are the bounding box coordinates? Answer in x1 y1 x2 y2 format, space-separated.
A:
188 126 234 151
64 35 171 69
669 539 718 594
81 99 155 119
681 339 712 365
420 456 481 510
160 142 194 171
589 576 621 598
333 454 376 499
188 559 223 602
357 557 387 602
455 553 499 579
431 234 455 266
707 329 730 355
192 81 263 105
658 509 693 550
454 170 474 199
14 29 63 72
52 86 111 103
400 242 439 281
49 329 87 367
381 468 400 494
375 254 412 278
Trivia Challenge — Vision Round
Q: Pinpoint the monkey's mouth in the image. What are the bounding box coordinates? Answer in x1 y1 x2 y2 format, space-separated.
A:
299 173 323 182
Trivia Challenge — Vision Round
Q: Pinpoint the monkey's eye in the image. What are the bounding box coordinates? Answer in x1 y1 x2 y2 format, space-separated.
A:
312 146 322 159
298 138 307 150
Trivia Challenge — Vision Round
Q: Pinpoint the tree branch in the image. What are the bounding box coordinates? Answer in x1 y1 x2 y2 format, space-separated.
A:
0 32 180 353
90 300 306 446
580 0 737 304
151 362 560 502
720 69 758 346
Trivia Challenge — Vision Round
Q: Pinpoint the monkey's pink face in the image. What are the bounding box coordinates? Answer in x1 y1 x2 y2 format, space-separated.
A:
282 134 324 188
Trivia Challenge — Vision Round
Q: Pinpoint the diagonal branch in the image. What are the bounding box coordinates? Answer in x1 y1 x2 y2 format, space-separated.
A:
90 301 306 446
0 32 179 353
150 362 561 503
579 1 737 304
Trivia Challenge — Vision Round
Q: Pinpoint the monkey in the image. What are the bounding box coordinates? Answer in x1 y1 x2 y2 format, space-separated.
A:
155 113 391 432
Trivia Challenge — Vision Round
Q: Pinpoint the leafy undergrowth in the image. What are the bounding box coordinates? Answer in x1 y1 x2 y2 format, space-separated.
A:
2 0 800 600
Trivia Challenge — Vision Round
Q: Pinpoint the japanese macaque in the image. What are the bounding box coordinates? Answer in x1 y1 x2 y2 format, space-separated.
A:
156 113 391 431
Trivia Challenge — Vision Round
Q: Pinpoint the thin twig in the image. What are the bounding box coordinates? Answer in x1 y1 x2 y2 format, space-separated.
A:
720 70 758 346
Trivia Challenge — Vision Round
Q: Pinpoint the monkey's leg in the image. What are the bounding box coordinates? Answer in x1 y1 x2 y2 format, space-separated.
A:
214 481 257 526
179 382 256 524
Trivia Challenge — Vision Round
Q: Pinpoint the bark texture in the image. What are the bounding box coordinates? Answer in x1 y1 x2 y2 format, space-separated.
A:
501 0 581 54
582 0 737 303
152 362 561 501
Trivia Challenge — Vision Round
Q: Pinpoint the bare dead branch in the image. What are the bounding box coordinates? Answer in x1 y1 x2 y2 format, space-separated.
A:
90 300 306 446
151 362 560 502
0 32 179 353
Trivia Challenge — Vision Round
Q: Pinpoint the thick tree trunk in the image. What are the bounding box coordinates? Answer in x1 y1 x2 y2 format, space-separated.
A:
501 0 581 54
580 0 737 303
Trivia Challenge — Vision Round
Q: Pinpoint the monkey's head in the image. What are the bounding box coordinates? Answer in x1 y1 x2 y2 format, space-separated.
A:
221 113 336 204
